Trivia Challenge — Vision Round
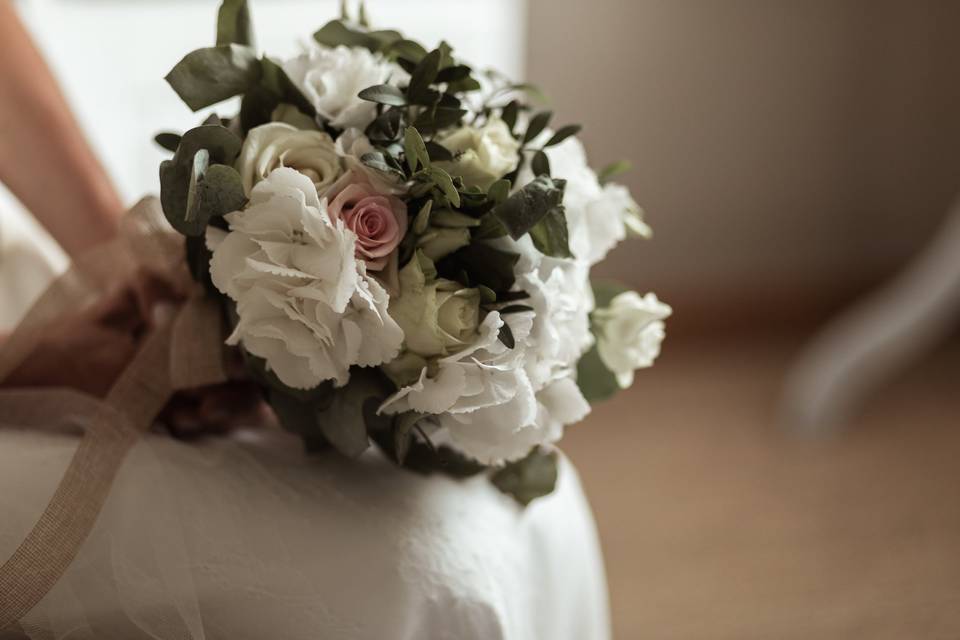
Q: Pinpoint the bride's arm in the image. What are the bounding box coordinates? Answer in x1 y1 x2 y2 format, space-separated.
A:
0 1 124 258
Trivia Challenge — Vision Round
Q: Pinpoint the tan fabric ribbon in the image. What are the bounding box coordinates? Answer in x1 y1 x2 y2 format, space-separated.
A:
0 198 227 627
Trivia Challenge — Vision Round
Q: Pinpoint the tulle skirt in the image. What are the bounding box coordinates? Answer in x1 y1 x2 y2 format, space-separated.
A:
0 427 609 640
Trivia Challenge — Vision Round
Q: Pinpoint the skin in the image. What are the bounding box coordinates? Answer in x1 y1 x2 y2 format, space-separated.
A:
0 0 124 256
0 3 267 431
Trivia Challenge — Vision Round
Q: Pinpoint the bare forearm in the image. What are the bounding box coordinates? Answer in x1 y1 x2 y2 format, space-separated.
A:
0 2 123 257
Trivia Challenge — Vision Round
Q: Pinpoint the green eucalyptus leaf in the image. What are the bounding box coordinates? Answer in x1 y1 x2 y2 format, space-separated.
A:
490 175 565 240
529 206 573 258
358 84 407 107
531 149 551 177
189 163 247 233
417 227 471 262
260 56 316 116
446 76 482 93
407 48 442 102
393 412 423 465
216 0 254 47
361 152 405 179
478 285 497 303
438 243 519 292
491 447 559 506
165 44 261 111
523 110 553 145
396 57 418 75
544 124 582 147
358 0 370 27
386 39 428 63
496 291 531 303
413 107 467 134
269 391 319 436
499 304 534 314
184 148 210 229
511 82 550 105
473 212 508 240
487 178 511 204
576 343 621 403
313 372 391 458
436 64 472 83
239 56 316 132
159 124 244 236
184 234 214 289
367 109 403 143
367 29 404 49
497 321 515 349
501 100 519 134
598 159 632 185
430 208 479 228
314 19 376 49
424 166 461 207
423 140 454 162
413 200 433 234
403 126 430 173
154 132 182 153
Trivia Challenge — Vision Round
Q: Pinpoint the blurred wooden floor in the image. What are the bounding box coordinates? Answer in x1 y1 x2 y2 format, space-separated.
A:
564 335 960 640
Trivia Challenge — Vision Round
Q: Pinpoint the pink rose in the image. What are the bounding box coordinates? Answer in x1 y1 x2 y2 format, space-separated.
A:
327 177 407 271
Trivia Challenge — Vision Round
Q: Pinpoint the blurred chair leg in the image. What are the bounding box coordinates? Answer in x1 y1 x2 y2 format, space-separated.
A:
781 191 960 433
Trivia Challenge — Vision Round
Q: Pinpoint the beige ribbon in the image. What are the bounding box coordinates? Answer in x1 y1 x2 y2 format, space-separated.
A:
0 198 227 627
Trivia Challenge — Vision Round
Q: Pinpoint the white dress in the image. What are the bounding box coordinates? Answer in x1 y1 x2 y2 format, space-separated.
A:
0 211 611 639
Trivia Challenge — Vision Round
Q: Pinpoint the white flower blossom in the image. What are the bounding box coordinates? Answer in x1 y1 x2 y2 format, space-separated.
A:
282 45 403 131
208 167 403 389
594 291 671 388
435 116 521 190
236 123 342 196
515 136 651 264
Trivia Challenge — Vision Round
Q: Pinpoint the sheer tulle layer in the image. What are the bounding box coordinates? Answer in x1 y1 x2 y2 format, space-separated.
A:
0 429 609 640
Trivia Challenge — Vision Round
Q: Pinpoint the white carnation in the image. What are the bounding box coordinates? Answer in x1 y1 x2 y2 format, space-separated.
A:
380 311 548 464
208 167 403 389
282 44 402 130
379 250 596 464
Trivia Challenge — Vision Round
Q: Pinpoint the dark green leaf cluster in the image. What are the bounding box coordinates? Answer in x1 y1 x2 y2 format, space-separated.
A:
158 124 246 237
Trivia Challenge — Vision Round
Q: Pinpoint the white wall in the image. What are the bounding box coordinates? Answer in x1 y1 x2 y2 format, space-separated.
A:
527 0 960 322
14 0 528 203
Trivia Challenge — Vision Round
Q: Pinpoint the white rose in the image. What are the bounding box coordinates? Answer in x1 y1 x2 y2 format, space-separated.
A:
593 291 671 388
436 116 520 189
236 123 342 195
208 167 403 389
282 45 401 131
388 252 481 360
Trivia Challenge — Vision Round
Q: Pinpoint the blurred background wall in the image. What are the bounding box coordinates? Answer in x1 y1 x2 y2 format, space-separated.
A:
528 0 960 333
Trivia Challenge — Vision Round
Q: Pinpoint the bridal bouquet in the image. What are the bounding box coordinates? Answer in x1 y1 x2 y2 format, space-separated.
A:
156 0 670 504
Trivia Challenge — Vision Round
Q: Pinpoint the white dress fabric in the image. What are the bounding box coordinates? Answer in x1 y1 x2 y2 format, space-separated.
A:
0 212 611 639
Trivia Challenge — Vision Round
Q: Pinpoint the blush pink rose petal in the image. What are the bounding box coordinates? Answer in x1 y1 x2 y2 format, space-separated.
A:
328 182 407 271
